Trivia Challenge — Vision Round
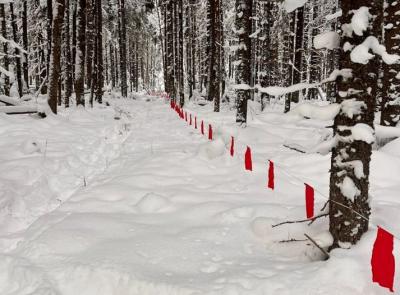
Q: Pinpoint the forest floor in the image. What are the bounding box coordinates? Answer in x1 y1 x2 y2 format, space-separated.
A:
0 94 399 294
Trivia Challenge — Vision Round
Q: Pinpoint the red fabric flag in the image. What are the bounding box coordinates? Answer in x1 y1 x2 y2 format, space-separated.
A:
201 121 204 135
230 136 234 157
208 124 213 140
189 114 192 125
267 160 274 190
195 117 197 129
305 184 314 219
245 146 252 171
371 227 395 292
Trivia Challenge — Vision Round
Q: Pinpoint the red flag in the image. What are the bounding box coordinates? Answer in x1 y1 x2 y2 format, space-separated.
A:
371 227 395 292
189 114 192 125
195 117 197 129
305 184 314 219
267 160 274 190
245 146 252 171
201 121 204 135
230 136 234 157
208 124 213 140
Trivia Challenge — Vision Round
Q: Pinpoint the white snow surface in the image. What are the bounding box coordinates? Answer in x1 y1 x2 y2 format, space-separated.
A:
313 31 340 50
0 94 400 295
283 0 307 13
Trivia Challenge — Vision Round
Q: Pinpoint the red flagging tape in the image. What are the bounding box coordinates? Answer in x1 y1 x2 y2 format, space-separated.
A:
201 121 204 135
372 227 395 292
245 146 252 171
305 184 314 219
267 160 274 190
208 124 213 140
230 136 234 157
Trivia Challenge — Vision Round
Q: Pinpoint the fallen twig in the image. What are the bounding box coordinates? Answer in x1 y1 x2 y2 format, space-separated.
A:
283 144 306 154
278 238 308 243
304 233 330 260
271 213 329 228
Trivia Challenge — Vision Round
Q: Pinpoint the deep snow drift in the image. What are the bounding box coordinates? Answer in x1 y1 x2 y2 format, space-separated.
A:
0 94 399 294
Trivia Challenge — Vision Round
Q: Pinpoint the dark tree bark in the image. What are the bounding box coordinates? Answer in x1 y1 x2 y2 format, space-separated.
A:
85 0 96 89
48 0 66 114
235 0 252 124
0 4 10 96
64 0 73 108
208 0 220 111
22 0 29 92
118 0 128 97
381 1 400 126
75 0 86 106
95 0 104 103
290 6 304 103
283 12 295 113
178 0 184 106
260 0 273 109
44 0 52 94
329 0 383 249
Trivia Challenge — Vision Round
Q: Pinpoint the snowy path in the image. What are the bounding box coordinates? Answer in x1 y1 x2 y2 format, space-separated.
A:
0 97 390 295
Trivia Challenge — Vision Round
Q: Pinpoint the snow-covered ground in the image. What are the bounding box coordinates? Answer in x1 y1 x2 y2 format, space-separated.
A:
0 94 399 294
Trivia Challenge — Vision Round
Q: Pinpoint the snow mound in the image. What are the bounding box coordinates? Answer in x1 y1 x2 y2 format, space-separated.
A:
196 138 226 160
380 137 400 157
135 192 170 213
288 102 340 121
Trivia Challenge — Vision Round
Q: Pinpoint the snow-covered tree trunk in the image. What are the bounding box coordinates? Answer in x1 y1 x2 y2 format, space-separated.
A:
260 0 273 109
381 0 400 126
329 0 383 249
235 0 252 124
10 3 23 98
48 0 66 114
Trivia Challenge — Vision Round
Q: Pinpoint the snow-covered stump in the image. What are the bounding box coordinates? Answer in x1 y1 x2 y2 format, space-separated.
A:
329 2 383 249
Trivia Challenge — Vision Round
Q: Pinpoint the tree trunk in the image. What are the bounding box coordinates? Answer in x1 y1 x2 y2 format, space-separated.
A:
0 4 10 96
178 0 184 106
235 0 252 124
65 0 73 108
48 0 66 114
329 0 382 249
75 0 86 106
22 0 29 92
95 0 103 103
381 1 400 126
10 3 23 98
208 0 220 112
290 6 304 103
118 0 128 97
